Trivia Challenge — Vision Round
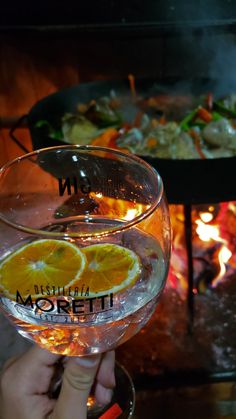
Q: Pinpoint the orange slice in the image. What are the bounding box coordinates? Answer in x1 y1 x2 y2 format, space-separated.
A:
0 239 86 299
77 243 141 297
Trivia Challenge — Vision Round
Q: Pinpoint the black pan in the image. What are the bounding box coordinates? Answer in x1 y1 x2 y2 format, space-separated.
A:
26 78 236 205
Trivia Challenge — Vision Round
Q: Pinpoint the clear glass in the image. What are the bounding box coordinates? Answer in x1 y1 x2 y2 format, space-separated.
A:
0 145 171 357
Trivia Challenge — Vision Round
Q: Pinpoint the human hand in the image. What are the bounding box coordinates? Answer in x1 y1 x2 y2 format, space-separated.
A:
0 345 115 419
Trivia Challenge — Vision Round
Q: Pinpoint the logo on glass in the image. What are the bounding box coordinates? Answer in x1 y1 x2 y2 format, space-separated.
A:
58 176 91 196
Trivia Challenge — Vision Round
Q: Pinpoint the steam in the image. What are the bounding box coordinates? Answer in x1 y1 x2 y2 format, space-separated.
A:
208 36 236 96
172 0 236 95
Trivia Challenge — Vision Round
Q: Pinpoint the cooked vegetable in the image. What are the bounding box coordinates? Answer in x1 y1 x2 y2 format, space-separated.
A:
180 109 198 131
206 92 213 110
202 118 236 150
189 129 207 159
128 74 137 99
61 114 102 145
91 128 119 148
84 97 122 127
35 120 63 140
213 100 236 118
197 107 213 123
35 89 236 159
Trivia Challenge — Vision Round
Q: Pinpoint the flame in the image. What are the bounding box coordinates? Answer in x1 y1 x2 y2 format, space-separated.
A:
199 211 214 223
94 192 103 198
212 246 232 287
195 210 232 287
90 192 149 220
195 219 221 242
125 208 138 221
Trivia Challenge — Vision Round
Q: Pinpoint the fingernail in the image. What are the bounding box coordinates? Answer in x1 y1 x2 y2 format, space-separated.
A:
74 355 100 368
99 388 113 405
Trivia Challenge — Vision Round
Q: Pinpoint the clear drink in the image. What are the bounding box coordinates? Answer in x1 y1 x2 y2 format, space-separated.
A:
0 146 171 415
0 220 167 356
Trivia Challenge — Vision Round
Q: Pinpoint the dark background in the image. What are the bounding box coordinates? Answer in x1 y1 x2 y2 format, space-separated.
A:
1 0 236 120
0 0 236 27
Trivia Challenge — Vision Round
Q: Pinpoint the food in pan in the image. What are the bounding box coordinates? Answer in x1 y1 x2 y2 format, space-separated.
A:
35 84 236 159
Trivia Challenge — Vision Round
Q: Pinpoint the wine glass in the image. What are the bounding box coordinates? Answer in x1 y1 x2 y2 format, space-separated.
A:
0 145 171 417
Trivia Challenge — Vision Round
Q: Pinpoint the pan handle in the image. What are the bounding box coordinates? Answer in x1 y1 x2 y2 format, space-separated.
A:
9 114 31 154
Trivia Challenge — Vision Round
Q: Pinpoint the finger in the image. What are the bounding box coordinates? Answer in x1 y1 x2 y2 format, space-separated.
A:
96 351 116 389
20 345 62 367
1 355 21 371
94 351 115 406
52 355 101 419
0 347 60 419
94 382 114 406
1 345 62 395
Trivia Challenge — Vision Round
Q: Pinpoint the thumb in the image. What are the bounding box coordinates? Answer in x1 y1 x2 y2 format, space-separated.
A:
52 355 101 419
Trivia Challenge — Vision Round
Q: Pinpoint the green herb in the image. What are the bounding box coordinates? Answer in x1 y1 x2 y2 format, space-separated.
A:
35 120 63 140
179 109 198 130
213 101 236 118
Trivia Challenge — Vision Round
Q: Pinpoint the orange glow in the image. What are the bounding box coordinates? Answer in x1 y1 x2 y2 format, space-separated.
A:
87 395 96 408
90 192 149 220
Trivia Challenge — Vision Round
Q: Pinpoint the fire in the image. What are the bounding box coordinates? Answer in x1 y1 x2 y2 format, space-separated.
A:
90 192 149 220
199 211 214 223
195 209 233 287
125 209 138 221
195 219 221 242
212 246 232 287
89 195 236 294
169 203 236 296
195 207 233 287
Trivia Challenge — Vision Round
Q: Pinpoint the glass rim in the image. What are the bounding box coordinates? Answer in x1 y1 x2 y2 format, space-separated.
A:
0 145 164 238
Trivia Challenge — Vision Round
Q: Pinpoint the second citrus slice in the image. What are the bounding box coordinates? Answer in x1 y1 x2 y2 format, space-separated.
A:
77 243 141 296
